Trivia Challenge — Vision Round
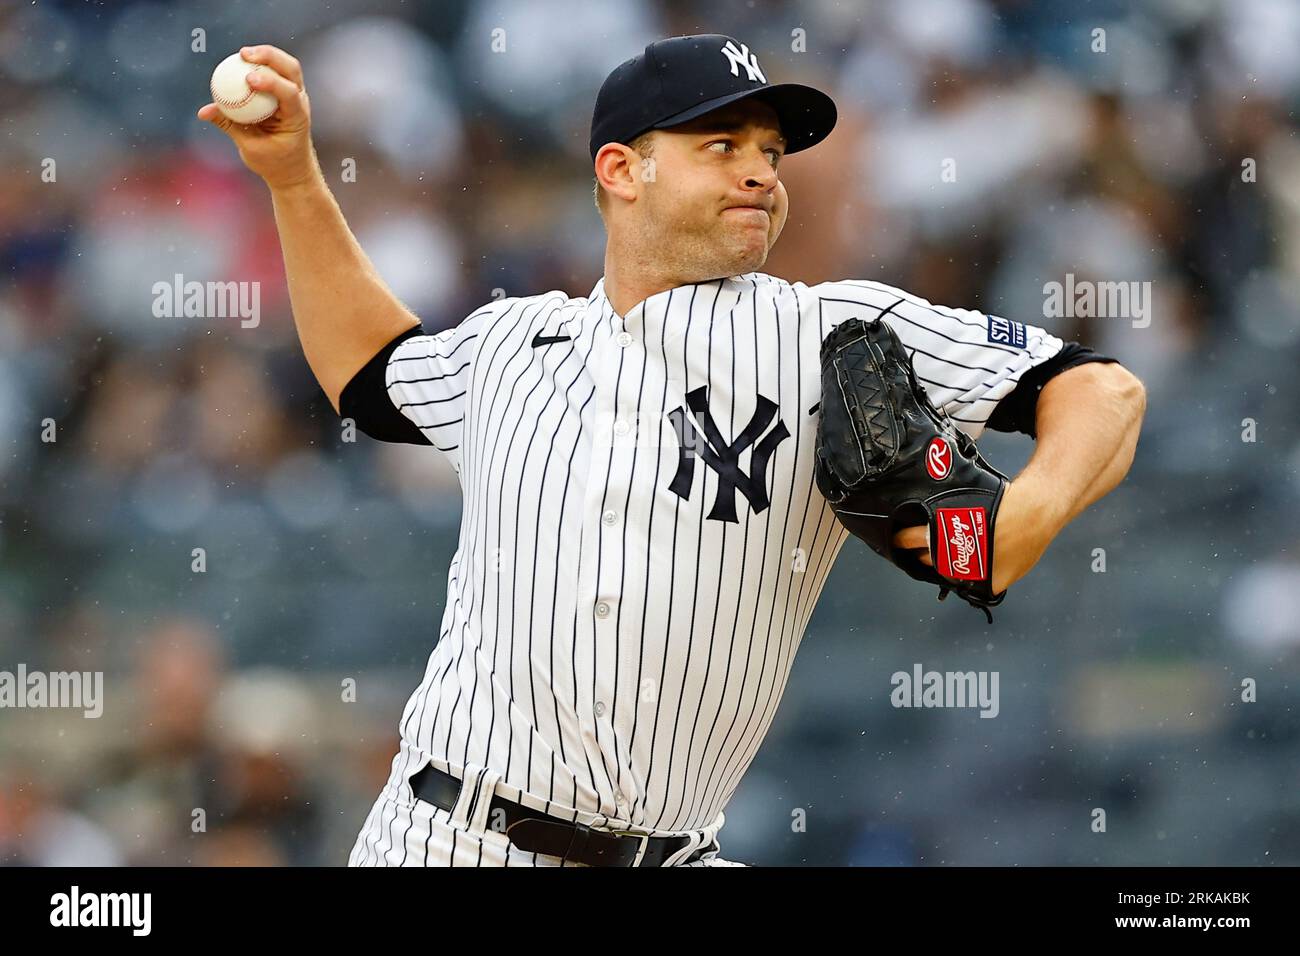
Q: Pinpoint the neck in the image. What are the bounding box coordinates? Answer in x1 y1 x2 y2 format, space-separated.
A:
602 246 686 319
600 221 722 314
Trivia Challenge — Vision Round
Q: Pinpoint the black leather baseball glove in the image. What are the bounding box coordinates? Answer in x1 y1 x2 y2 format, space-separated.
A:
813 315 1010 622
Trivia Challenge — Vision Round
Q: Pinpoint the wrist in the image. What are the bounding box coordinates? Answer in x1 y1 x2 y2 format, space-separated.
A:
266 150 324 196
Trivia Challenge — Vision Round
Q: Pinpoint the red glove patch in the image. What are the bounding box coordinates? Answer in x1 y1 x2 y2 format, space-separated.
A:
934 507 988 581
925 437 952 480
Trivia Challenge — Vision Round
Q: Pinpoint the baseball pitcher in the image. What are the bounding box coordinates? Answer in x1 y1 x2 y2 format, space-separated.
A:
199 34 1146 866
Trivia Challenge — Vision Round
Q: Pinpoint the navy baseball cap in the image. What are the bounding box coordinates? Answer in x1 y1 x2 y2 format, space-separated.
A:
589 34 837 162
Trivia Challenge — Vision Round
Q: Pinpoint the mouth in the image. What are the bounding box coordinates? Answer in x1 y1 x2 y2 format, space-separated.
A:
723 205 771 220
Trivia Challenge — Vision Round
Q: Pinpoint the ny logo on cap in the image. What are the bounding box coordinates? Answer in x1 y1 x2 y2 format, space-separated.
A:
721 40 766 84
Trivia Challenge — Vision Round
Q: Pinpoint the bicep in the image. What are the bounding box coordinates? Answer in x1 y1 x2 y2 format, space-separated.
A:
985 345 1121 438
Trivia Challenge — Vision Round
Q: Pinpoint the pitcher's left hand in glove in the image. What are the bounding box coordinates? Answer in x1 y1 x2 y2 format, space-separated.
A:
813 316 1013 622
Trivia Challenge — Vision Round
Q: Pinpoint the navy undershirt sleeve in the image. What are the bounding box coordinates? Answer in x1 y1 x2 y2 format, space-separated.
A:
337 326 433 445
985 343 1120 438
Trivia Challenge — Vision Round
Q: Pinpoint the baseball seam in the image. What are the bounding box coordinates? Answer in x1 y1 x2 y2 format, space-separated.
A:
211 64 276 119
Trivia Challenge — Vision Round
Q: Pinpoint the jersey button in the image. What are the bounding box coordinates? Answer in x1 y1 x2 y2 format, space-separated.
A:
613 418 630 437
594 701 607 717
601 509 618 526
595 602 610 618
614 790 625 806
616 331 634 348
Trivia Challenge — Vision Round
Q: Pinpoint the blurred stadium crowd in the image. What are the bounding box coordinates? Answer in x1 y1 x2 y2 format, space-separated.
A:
1 0 1299 865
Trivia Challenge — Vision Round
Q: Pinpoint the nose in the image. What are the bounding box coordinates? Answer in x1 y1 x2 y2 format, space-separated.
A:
739 146 778 193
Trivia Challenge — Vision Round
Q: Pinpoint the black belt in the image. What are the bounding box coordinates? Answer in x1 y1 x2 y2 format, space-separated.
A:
408 763 702 867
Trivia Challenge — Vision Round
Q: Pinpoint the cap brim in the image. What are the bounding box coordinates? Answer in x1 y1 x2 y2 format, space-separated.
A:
651 82 837 155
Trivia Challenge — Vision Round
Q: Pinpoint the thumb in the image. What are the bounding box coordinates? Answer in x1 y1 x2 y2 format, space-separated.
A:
197 103 238 136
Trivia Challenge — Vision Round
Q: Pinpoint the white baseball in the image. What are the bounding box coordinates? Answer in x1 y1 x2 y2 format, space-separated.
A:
209 52 279 125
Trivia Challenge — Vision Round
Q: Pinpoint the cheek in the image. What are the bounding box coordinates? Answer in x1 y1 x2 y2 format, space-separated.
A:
648 170 701 225
770 182 789 240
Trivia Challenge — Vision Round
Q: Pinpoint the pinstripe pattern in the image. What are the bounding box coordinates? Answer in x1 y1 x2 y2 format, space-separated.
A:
350 273 1066 863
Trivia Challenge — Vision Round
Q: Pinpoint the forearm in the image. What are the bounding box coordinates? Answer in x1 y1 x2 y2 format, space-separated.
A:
269 172 420 413
1013 362 1147 533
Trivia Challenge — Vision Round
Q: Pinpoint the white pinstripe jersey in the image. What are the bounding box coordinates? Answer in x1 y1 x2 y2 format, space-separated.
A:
375 272 1066 837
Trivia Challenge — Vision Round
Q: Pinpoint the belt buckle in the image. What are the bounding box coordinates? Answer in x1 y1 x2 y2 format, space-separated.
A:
614 830 651 867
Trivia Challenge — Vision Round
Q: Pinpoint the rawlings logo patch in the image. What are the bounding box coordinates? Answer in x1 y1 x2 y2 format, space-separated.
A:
935 507 988 581
987 315 1026 348
925 437 952 480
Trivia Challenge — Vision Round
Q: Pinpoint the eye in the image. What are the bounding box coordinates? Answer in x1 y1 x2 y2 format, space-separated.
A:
708 139 735 155
765 148 783 167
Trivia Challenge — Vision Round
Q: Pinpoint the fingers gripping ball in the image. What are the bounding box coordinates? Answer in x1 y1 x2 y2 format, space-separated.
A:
210 52 279 124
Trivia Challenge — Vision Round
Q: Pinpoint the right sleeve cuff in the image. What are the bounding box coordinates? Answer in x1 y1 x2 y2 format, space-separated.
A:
338 326 433 445
985 343 1119 438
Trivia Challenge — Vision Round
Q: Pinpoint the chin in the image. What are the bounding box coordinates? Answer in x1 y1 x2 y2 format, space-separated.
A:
722 238 769 270
735 245 769 273
702 230 768 277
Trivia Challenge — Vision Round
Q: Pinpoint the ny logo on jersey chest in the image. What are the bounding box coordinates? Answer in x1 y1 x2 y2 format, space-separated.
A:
666 386 789 522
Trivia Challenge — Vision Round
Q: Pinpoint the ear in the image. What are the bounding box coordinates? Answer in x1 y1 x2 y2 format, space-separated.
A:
594 143 641 205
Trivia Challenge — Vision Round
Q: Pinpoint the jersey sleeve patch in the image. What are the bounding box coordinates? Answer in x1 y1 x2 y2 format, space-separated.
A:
987 315 1027 349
